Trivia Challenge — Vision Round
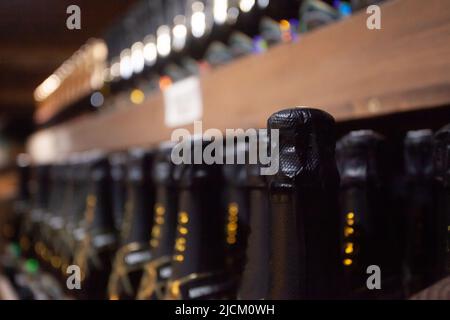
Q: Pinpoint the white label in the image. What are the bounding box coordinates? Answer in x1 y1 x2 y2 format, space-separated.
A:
163 76 203 128
159 266 172 279
93 234 115 248
188 284 222 299
124 251 152 266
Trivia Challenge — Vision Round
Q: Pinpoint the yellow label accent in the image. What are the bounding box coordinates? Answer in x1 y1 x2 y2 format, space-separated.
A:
179 226 188 235
344 227 354 237
343 259 353 266
155 204 165 216
344 242 354 254
179 211 189 224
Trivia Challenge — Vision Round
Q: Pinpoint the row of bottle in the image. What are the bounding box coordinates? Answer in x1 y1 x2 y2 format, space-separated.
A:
11 107 449 299
92 0 380 109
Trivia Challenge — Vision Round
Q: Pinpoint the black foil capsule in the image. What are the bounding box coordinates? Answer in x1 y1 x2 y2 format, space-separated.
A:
267 107 341 299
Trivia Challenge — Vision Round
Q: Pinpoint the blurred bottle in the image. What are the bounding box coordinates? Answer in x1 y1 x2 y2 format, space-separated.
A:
299 0 340 33
402 130 438 296
73 154 117 299
137 142 179 300
109 153 128 234
166 138 234 299
15 154 32 256
29 165 50 263
336 130 401 299
108 148 155 300
433 124 450 278
56 158 77 283
60 155 91 288
237 133 271 299
46 165 70 278
222 139 251 298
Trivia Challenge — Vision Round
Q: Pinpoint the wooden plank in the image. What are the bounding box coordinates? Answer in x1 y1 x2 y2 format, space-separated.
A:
0 171 17 201
27 0 450 163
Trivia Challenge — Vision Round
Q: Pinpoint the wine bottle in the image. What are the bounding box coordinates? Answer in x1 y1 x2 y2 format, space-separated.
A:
222 139 251 297
108 148 155 300
433 124 450 277
137 142 179 300
73 154 117 299
267 107 341 299
336 130 391 298
15 154 32 255
166 138 234 299
46 165 70 277
402 130 437 295
109 153 128 234
238 133 271 299
30 165 50 262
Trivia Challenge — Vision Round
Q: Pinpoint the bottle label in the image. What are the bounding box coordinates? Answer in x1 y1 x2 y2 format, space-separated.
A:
167 272 234 300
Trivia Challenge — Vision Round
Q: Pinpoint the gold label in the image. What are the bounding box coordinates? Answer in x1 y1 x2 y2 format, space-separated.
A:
343 212 355 267
173 211 189 263
226 202 239 245
151 203 166 249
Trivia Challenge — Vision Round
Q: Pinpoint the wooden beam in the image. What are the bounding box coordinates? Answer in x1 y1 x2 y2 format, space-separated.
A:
0 46 74 71
0 88 34 106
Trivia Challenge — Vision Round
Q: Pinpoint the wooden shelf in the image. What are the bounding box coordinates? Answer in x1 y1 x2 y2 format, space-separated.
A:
0 171 17 201
27 0 450 163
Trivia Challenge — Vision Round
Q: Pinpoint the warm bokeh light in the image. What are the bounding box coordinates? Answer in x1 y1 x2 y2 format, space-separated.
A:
130 89 145 105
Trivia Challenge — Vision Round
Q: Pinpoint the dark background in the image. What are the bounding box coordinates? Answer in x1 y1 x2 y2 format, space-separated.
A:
0 0 137 140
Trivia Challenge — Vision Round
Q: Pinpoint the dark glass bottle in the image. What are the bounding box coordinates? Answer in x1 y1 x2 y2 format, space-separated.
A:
42 165 68 272
109 153 128 234
15 154 31 215
238 134 271 300
58 159 78 279
299 0 340 33
402 130 437 296
63 156 91 282
336 130 399 298
433 124 450 278
15 154 32 255
137 142 179 300
185 0 216 60
222 139 251 297
73 154 117 300
30 165 51 262
267 0 302 21
108 148 155 300
267 108 341 299
166 138 234 300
